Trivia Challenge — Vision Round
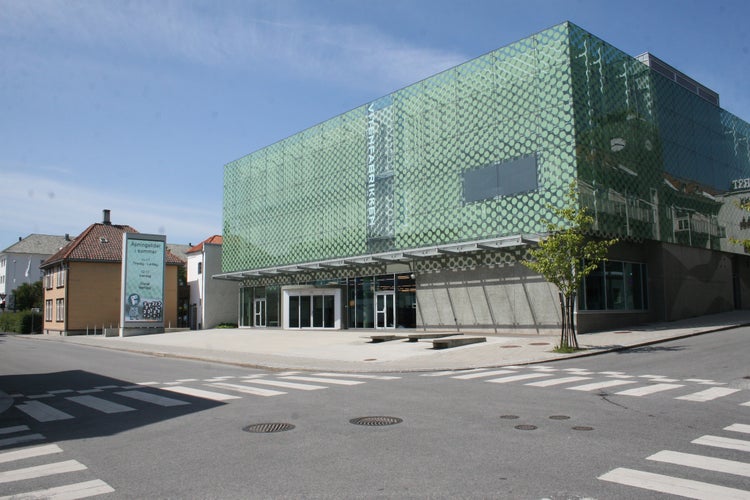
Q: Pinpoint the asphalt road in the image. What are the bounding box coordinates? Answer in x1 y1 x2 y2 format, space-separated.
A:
0 328 748 499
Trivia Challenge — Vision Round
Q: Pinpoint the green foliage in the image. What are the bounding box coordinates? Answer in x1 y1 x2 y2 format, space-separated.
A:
552 344 580 354
0 311 43 334
13 281 43 311
216 323 238 329
522 182 617 348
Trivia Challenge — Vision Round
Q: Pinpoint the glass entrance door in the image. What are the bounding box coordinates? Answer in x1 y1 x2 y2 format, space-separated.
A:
254 298 266 327
375 292 395 329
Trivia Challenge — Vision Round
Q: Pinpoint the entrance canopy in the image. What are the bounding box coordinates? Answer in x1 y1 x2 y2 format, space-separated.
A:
213 234 538 281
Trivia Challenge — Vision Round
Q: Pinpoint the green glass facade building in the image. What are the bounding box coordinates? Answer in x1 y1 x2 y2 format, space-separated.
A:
220 22 750 333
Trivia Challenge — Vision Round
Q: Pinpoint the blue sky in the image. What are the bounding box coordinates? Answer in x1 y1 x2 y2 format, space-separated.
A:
1 0 749 249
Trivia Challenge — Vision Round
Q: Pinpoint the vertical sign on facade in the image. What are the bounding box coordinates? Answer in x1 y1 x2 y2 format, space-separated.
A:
365 95 395 253
120 233 166 335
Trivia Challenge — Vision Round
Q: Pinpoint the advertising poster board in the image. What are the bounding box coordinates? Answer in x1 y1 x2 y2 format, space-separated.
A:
120 233 166 334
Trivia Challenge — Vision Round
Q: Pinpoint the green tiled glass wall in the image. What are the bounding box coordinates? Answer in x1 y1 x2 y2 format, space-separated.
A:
223 23 577 272
223 22 750 273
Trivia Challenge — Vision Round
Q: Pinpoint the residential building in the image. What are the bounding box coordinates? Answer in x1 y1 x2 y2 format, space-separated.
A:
217 22 750 333
41 210 185 335
0 234 71 310
186 235 237 329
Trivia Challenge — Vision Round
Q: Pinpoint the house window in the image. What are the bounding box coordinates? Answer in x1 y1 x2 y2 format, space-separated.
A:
44 272 53 289
45 300 53 321
55 298 64 322
579 261 648 311
197 262 202 274
57 267 66 287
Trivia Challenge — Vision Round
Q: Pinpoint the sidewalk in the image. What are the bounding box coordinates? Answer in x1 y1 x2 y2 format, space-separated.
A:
14 309 750 373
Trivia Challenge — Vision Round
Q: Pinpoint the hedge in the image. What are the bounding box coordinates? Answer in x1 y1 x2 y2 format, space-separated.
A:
0 311 43 334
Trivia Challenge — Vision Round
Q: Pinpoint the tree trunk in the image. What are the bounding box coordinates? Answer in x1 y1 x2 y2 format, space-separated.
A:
559 292 579 350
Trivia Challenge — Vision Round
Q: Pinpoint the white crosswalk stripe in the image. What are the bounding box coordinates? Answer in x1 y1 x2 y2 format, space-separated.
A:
487 373 551 384
241 379 326 391
0 444 63 464
647 450 750 477
726 423 750 434
452 369 516 380
281 376 364 386
692 435 750 453
66 395 135 414
0 434 46 447
599 467 750 499
0 460 86 484
525 376 591 387
115 390 190 407
17 401 74 422
420 368 487 377
0 425 30 436
615 383 684 397
566 380 636 392
676 387 740 402
207 382 286 397
312 373 401 380
0 479 115 500
161 386 241 401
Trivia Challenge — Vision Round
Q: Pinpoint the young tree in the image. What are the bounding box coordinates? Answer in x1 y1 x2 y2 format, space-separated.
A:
523 183 617 350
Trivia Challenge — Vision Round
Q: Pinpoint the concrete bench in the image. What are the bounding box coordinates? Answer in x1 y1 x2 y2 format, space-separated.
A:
432 336 486 349
369 335 408 343
407 333 462 342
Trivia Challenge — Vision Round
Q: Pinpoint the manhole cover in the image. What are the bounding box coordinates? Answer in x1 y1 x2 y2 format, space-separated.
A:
499 415 519 420
530 342 550 346
744 376 750 380
515 424 537 431
243 423 295 433
614 331 630 334
549 415 570 420
364 358 377 361
501 345 521 349
572 426 594 431
350 416 402 426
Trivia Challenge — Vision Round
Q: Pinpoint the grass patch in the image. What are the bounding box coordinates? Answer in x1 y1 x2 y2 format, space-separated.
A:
552 344 581 354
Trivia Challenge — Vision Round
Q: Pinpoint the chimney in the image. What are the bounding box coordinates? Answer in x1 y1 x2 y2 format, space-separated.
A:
103 209 111 225
65 233 70 241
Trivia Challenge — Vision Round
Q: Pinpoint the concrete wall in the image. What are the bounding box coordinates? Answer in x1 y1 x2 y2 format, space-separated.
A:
416 259 561 334
203 244 237 328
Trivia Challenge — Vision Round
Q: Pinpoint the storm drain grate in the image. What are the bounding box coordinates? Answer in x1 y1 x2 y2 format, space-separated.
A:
530 342 550 346
572 426 594 431
549 415 570 420
515 424 538 431
243 423 295 433
350 416 403 426
500 345 521 349
499 415 519 420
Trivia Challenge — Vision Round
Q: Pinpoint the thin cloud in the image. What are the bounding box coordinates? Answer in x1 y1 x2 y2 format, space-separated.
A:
1 170 219 244
0 1 467 91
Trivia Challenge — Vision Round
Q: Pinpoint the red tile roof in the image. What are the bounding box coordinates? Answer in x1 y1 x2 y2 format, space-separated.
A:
186 235 223 254
42 223 184 267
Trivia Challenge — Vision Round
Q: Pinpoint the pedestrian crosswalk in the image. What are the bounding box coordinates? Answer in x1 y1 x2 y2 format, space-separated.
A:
7 371 400 424
598 422 750 498
420 365 749 406
0 425 114 499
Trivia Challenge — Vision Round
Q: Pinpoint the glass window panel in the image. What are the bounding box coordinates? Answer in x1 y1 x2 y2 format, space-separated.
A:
300 296 311 328
605 261 625 310
289 296 300 328
313 295 324 328
324 295 335 328
583 263 605 310
267 286 279 327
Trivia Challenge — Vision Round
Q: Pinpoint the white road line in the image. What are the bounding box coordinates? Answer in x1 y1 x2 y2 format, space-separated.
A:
685 378 724 385
0 444 63 464
486 373 551 384
175 379 198 383
0 479 115 500
566 380 636 392
452 369 517 380
648 450 750 477
742 401 750 407
281 376 364 386
0 434 45 447
420 369 487 377
207 383 286 397
0 425 30 435
726 424 750 434
239 375 267 380
48 390 74 395
162 386 241 401
115 390 190 407
276 371 301 376
27 394 54 400
312 373 401 380
599 467 750 499
93 385 118 390
121 385 145 390
676 387 740 402
562 368 593 373
66 395 135 414
76 389 102 394
17 401 74 422
692 435 750 453
615 383 685 397
528 367 558 372
243 379 326 391
135 381 159 386
525 376 591 387
0 459 86 484
599 371 626 375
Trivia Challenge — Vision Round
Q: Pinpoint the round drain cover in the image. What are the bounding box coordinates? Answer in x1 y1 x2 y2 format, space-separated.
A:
572 426 594 431
515 424 537 431
350 416 402 426
501 345 521 348
499 415 519 420
530 342 550 346
243 423 295 433
549 415 570 420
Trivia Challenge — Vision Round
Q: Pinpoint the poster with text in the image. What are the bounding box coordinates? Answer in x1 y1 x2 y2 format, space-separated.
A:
121 233 166 327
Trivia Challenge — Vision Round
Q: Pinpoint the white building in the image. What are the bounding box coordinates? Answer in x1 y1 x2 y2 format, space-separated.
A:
186 235 237 329
1 234 71 310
